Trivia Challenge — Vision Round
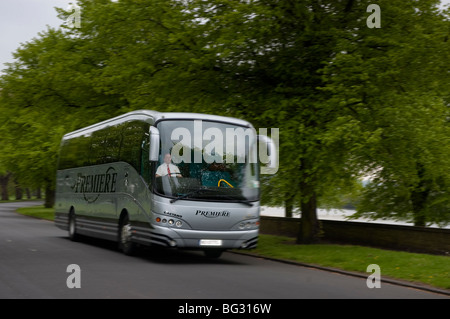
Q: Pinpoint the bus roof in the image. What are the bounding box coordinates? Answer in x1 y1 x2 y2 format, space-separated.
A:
62 110 253 140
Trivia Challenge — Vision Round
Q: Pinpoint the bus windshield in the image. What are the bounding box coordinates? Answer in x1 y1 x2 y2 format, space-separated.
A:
154 120 259 203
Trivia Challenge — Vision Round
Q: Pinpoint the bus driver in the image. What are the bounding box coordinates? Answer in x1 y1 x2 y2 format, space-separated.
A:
155 153 182 178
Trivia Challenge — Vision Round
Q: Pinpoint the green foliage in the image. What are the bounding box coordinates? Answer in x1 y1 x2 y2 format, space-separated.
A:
0 0 449 230
322 0 450 226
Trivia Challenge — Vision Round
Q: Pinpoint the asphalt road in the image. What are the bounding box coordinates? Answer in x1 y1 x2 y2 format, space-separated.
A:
0 201 448 300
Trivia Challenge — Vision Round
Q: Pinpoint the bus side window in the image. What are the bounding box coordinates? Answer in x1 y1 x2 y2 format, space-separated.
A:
58 134 92 170
141 136 151 184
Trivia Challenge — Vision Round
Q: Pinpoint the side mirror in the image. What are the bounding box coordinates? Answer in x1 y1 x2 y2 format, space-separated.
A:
149 126 160 162
257 130 279 174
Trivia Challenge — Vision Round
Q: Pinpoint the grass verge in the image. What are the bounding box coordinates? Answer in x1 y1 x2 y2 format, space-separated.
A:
16 205 54 221
16 205 450 291
251 234 450 291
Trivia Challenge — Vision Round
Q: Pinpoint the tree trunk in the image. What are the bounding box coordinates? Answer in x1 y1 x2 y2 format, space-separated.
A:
44 182 55 208
297 179 321 244
410 163 429 227
411 189 428 227
285 193 294 218
14 178 23 200
0 172 11 201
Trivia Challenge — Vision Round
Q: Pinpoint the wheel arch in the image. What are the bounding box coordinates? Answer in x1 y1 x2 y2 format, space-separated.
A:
118 208 129 227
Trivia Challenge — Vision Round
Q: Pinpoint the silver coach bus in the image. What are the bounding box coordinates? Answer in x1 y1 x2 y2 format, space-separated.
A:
55 110 276 258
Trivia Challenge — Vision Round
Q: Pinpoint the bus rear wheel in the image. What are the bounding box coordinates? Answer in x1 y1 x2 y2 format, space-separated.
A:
118 215 137 256
68 211 79 242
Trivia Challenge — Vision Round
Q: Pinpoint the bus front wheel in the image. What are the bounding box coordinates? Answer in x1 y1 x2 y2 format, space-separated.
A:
118 214 137 256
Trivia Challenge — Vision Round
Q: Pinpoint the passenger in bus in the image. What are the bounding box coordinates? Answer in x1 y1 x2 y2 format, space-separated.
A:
155 153 182 177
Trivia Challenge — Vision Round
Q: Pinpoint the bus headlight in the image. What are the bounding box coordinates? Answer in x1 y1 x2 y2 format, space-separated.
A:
237 220 259 230
155 215 184 228
169 240 177 247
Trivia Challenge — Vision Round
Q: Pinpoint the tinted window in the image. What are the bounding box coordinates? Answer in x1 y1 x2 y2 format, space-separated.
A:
58 120 150 182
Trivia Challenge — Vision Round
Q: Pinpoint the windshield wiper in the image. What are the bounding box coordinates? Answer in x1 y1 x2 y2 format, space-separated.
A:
216 195 254 207
170 188 253 206
169 188 207 203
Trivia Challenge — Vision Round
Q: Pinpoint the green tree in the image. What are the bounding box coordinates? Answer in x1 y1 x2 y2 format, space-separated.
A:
322 0 450 226
0 27 124 207
166 0 365 243
1 0 448 235
52 0 450 235
55 0 200 112
171 0 450 234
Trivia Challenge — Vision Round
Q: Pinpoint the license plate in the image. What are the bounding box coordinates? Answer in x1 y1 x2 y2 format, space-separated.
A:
199 239 223 246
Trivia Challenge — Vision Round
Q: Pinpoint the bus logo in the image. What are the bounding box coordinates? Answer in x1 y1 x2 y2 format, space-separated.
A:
71 166 118 203
195 210 231 218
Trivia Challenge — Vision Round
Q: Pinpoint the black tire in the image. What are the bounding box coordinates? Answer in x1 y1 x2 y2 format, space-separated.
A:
68 211 79 242
204 249 224 258
118 214 137 256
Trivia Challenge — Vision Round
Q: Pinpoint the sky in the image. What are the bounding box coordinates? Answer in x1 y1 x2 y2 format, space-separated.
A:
0 0 449 74
0 0 73 72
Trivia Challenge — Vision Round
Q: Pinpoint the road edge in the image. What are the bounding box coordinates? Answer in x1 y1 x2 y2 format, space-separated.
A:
9 201 450 297
230 250 450 297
